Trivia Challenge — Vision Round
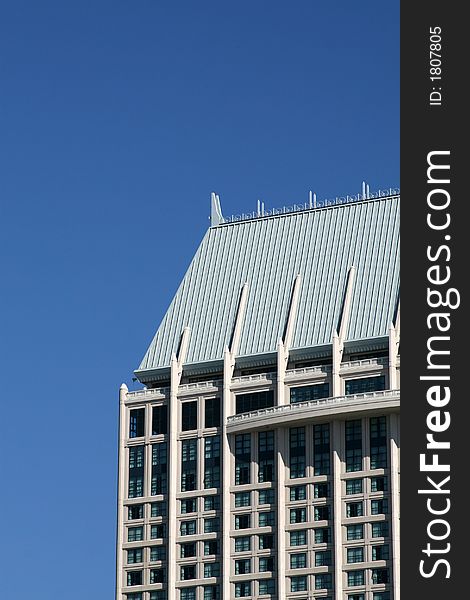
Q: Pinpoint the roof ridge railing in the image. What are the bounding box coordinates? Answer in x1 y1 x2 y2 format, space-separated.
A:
219 187 400 226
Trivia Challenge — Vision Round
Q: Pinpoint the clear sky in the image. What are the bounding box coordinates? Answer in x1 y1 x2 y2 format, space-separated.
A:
0 1 398 597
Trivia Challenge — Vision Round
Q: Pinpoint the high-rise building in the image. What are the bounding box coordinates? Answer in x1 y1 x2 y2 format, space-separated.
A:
116 189 400 600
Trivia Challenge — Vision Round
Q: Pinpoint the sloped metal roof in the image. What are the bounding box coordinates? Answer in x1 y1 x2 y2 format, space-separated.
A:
137 195 399 375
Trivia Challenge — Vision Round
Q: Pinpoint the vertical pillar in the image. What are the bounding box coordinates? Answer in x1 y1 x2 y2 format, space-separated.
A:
389 325 398 389
389 413 401 600
116 383 128 600
276 340 287 599
222 347 233 600
332 332 342 396
168 354 179 600
332 420 343 600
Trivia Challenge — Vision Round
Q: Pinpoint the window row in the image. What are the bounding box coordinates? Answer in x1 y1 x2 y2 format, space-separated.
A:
345 568 390 586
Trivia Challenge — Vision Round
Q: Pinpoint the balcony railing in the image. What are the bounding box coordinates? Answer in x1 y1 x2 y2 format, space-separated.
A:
126 387 169 401
226 389 400 425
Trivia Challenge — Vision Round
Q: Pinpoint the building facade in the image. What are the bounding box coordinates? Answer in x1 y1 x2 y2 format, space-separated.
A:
116 191 400 600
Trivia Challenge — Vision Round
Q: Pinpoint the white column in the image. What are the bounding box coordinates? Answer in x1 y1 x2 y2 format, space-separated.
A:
222 347 233 600
332 333 342 396
332 419 343 600
168 354 179 600
276 340 287 599
116 383 127 600
389 413 400 600
388 325 398 389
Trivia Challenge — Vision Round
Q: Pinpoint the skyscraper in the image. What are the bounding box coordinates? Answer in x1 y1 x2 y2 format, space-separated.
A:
116 189 400 600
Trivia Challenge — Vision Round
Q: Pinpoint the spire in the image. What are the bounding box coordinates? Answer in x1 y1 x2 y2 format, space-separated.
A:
210 192 224 226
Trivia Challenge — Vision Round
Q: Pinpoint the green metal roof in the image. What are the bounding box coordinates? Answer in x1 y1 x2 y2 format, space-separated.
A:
136 195 399 376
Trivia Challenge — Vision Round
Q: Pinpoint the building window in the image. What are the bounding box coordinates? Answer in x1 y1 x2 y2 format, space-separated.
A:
234 536 251 552
372 545 389 560
151 524 165 539
127 571 143 586
259 489 275 505
371 476 388 492
126 594 143 600
259 556 274 572
290 382 330 403
314 505 330 521
152 405 167 435
345 420 363 472
150 593 166 600
346 501 363 518
235 559 251 575
315 550 332 566
128 504 144 520
181 498 197 514
314 482 329 498
204 517 220 533
346 479 363 495
150 546 166 561
371 499 389 515
290 530 307 546
290 576 307 592
290 553 307 568
346 524 364 541
235 434 251 485
182 401 197 431
258 579 275 595
180 588 196 600
373 594 390 600
259 511 275 527
314 423 330 475
204 562 220 578
347 547 364 563
151 502 166 518
181 438 197 492
204 496 220 511
180 520 197 536
204 540 219 555
290 508 307 523
127 548 143 564
128 527 143 542
234 581 252 597
205 398 221 428
290 427 306 479
150 568 165 584
180 565 196 581
235 514 251 530
345 376 385 395
180 542 196 558
235 492 251 507
314 527 331 544
204 586 220 600
259 534 274 550
290 485 306 501
151 442 167 495
258 431 275 483
128 445 145 498
236 390 274 414
371 522 389 538
372 568 389 584
315 573 332 589
348 595 365 600
347 570 365 586
129 408 145 438
370 416 388 469
204 435 221 489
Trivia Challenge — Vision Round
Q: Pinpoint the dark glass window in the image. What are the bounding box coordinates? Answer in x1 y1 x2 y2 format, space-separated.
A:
289 530 307 546
181 542 197 558
152 405 167 435
128 504 144 520
127 571 143 586
314 423 330 475
259 534 274 549
258 489 275 505
259 556 274 572
204 562 220 578
151 501 167 517
128 526 143 542
259 579 275 595
372 568 389 584
181 589 196 600
346 501 364 517
372 545 389 560
181 498 197 514
235 582 251 598
150 568 165 584
204 517 220 533
235 492 251 507
370 416 388 469
314 505 330 521
204 540 219 555
151 524 165 539
314 528 331 544
345 376 386 395
181 438 197 492
290 383 330 403
258 431 275 483
152 442 167 495
181 565 196 580
204 496 220 511
371 476 388 492
346 524 364 540
182 401 197 431
235 390 274 415
180 520 197 536
150 546 166 561
290 576 307 592
347 547 364 563
290 485 306 501
346 479 363 495
315 550 332 566
204 436 221 489
235 514 251 530
235 559 251 575
128 445 145 498
290 553 307 569
204 586 220 600
346 420 362 472
314 482 329 498
205 398 221 428
235 434 251 485
290 427 306 478
127 548 143 564
129 408 145 438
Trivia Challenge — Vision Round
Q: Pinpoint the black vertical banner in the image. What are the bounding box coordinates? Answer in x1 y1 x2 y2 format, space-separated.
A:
401 3 467 598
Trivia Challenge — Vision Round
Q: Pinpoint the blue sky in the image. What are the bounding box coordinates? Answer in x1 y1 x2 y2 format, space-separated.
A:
0 2 398 597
